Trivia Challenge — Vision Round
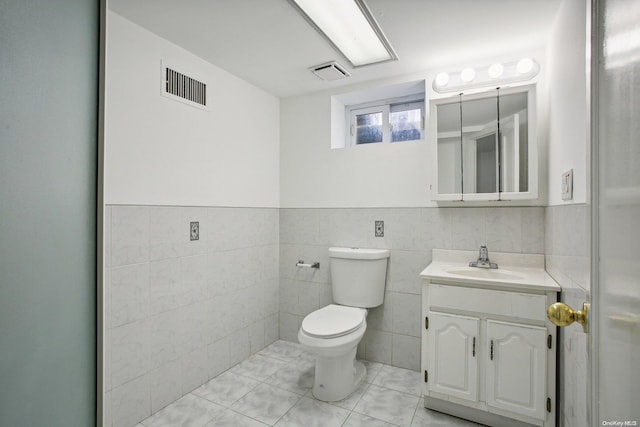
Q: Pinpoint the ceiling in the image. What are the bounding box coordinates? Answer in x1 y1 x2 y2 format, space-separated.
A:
109 0 563 98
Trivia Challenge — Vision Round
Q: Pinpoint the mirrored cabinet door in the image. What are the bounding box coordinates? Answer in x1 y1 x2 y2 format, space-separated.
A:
436 100 462 196
461 95 499 198
498 92 529 194
432 85 537 202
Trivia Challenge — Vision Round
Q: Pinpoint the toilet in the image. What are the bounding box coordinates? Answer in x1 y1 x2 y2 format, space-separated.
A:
298 247 389 402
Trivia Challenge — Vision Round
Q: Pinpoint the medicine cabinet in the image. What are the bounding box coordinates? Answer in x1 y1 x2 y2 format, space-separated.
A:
431 85 537 201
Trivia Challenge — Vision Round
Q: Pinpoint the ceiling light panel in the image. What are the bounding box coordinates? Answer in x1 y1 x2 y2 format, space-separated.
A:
289 0 397 67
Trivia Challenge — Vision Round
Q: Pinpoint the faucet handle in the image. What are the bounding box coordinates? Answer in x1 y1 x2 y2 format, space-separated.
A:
470 246 498 269
479 245 488 260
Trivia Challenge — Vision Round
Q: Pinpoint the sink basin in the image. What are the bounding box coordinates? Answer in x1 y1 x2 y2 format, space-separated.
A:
446 267 524 281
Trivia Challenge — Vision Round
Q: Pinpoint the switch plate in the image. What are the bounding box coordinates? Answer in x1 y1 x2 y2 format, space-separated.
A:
562 169 573 200
190 221 199 241
375 221 384 237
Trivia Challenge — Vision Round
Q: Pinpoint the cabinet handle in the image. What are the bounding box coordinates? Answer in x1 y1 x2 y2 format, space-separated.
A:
490 340 494 360
472 337 476 357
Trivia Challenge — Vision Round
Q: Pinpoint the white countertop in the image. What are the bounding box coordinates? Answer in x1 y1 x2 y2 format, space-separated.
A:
420 249 561 292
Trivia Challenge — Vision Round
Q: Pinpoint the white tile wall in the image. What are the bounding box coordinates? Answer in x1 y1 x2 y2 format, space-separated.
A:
545 204 590 427
111 319 149 388
111 206 149 266
229 327 251 366
279 312 300 342
110 264 149 328
150 358 181 413
279 207 546 372
105 205 549 426
391 334 421 371
391 293 421 337
451 208 484 250
105 206 279 426
365 329 393 364
545 204 590 291
111 373 150 427
265 313 279 344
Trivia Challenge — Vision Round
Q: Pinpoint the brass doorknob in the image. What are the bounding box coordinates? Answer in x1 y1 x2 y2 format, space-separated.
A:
547 302 590 333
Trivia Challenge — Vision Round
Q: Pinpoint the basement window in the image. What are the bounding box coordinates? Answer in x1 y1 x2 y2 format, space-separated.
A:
348 97 424 145
331 80 426 149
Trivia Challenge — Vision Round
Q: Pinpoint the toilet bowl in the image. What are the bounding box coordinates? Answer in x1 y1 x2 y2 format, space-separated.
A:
298 304 368 401
297 247 389 402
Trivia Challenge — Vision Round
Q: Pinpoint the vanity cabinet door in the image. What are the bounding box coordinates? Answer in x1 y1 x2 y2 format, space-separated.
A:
486 320 547 421
427 312 479 402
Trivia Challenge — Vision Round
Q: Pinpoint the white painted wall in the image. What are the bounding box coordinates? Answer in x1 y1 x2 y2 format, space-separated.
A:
105 12 280 207
545 0 589 205
106 5 584 211
281 54 547 208
280 76 431 208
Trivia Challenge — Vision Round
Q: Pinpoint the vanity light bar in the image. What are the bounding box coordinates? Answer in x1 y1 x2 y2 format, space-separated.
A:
432 58 539 93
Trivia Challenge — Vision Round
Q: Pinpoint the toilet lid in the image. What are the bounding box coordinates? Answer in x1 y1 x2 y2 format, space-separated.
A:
302 304 365 339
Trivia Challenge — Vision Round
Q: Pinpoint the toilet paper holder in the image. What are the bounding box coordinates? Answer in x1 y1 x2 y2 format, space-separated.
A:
296 260 320 269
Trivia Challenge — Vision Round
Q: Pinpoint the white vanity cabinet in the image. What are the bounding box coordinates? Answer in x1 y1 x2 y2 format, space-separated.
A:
485 320 548 420
420 250 560 427
427 312 480 402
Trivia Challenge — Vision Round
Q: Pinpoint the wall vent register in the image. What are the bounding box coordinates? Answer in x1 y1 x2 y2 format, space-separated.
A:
161 61 209 110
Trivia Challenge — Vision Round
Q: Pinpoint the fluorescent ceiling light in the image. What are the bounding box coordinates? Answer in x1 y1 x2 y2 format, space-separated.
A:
289 0 397 67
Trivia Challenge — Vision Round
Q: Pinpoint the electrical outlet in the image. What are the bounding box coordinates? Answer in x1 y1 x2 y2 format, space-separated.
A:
562 169 573 200
190 221 199 241
375 221 384 237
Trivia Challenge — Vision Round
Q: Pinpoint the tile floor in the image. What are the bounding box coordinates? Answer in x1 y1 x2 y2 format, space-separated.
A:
136 340 482 427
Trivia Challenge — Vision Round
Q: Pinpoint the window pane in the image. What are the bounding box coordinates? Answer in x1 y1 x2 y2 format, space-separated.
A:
356 112 383 144
390 108 421 142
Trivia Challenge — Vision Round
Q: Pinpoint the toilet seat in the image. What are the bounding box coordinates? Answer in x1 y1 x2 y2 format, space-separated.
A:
301 304 365 339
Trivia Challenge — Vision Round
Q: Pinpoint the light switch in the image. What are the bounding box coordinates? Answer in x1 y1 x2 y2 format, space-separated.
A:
562 169 573 200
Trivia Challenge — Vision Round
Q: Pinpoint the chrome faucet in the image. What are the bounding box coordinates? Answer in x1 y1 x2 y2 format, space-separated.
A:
469 245 498 269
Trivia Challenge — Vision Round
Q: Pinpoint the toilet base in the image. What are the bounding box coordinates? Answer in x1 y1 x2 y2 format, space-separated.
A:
311 347 366 402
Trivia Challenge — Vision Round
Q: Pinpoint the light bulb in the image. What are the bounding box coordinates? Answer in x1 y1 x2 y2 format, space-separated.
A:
460 68 475 83
435 72 450 87
517 58 534 74
488 63 504 78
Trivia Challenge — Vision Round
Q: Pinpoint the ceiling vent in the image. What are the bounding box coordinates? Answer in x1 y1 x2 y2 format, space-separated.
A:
310 61 351 81
161 61 209 111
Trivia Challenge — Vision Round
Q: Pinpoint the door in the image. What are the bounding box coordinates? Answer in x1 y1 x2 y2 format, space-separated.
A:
0 0 98 426
486 321 547 421
593 0 640 423
427 312 480 402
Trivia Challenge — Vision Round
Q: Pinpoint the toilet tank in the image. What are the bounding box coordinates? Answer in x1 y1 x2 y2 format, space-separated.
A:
329 247 390 308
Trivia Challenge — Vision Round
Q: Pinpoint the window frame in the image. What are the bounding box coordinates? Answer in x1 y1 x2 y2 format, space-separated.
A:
346 94 425 147
349 104 390 146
